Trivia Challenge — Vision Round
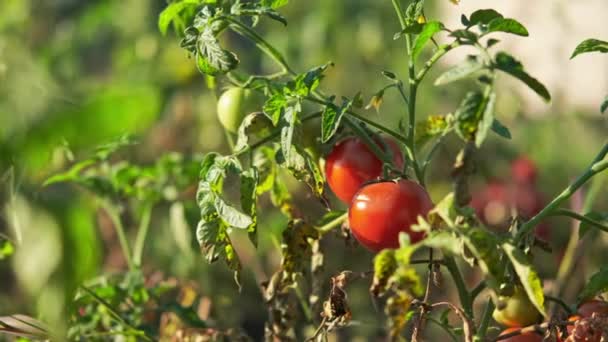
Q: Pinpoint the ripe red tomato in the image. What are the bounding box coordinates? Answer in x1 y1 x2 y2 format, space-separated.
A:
325 137 404 203
498 328 543 342
577 300 608 318
511 157 538 185
348 180 432 251
493 286 541 327
564 315 603 342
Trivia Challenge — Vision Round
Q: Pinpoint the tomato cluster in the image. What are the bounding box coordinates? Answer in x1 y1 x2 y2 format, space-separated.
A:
324 137 432 251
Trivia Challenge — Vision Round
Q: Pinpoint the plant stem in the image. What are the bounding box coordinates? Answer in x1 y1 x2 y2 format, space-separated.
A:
344 116 391 164
516 143 608 240
133 202 154 267
100 200 135 271
315 212 347 234
470 281 486 301
415 41 461 83
443 256 473 319
550 208 608 234
544 295 574 315
224 17 295 75
476 298 494 341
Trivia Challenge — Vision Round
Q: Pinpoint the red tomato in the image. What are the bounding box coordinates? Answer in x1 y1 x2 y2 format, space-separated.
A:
577 300 608 318
564 315 602 342
348 180 432 251
498 328 543 342
325 137 404 203
511 157 538 185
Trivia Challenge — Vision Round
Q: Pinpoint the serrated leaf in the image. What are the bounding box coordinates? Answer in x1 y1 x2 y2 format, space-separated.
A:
450 29 478 42
494 52 551 102
264 93 287 126
469 9 503 26
321 98 352 143
570 39 608 59
435 56 484 85
253 147 276 195
279 105 299 163
601 95 608 114
501 242 546 316
454 91 484 141
419 231 461 255
240 169 258 245
412 21 443 60
196 26 239 76
234 112 274 153
579 212 608 238
475 91 496 147
578 267 608 302
196 219 241 277
491 118 511 139
158 0 200 35
487 18 529 37
460 228 505 290
281 219 319 275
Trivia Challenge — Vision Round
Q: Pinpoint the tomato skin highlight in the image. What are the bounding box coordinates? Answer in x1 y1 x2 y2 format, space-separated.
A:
325 137 404 203
498 328 543 342
577 300 608 318
493 286 541 328
348 180 432 251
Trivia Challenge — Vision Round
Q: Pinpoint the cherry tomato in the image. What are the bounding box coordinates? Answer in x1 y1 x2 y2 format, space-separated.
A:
348 180 432 251
564 315 603 342
577 300 608 318
493 286 541 327
325 137 404 203
216 87 261 133
498 328 543 342
511 157 538 185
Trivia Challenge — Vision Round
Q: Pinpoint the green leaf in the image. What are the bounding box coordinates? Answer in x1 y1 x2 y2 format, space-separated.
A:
394 23 424 40
487 18 529 37
570 39 608 59
460 228 505 290
602 95 608 114
315 210 346 227
494 52 551 102
491 118 511 140
412 21 444 60
435 56 484 85
0 239 14 260
240 169 258 246
578 266 608 302
264 93 287 126
158 0 200 35
234 112 274 153
253 147 276 195
196 219 241 278
196 26 239 76
261 0 289 9
468 9 503 26
281 219 319 275
454 91 484 141
579 212 608 238
450 29 479 42
501 242 546 316
321 97 352 143
371 249 398 297
475 91 496 147
279 105 299 163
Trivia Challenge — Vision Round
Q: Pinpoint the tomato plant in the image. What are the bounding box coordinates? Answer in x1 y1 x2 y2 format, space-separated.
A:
1 1 608 341
325 136 404 203
348 179 432 251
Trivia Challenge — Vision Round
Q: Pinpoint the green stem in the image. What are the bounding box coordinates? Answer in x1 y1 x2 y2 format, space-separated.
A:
476 298 494 341
516 144 608 240
316 212 347 234
133 202 154 267
344 116 392 164
390 0 408 29
415 41 461 82
100 201 135 271
550 208 608 234
443 256 473 319
544 295 574 315
470 281 486 301
426 317 459 342
224 17 295 75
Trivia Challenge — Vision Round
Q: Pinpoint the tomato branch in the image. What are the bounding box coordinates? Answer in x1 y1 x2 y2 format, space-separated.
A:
549 208 608 234
100 200 135 271
315 212 347 234
516 142 608 240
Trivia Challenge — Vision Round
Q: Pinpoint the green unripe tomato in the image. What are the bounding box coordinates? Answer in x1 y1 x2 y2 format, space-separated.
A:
216 87 261 133
493 286 540 327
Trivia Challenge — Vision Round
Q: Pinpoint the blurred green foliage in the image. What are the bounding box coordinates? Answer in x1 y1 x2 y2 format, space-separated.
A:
0 0 606 340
